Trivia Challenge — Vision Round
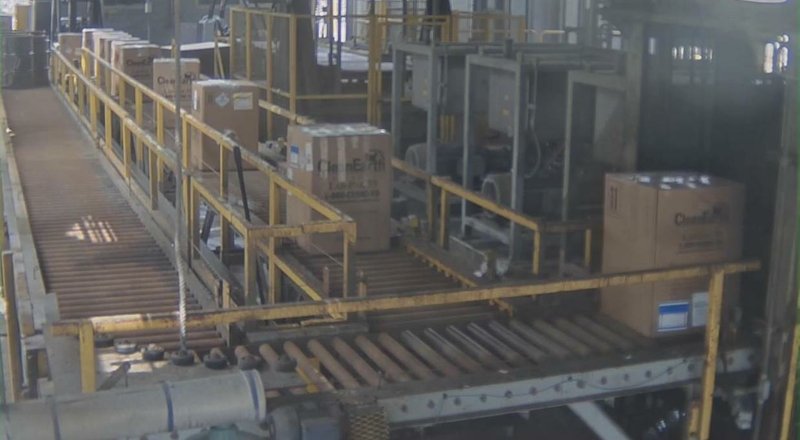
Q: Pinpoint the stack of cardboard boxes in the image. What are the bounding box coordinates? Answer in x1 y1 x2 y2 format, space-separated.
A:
190 80 259 170
601 172 744 337
285 124 393 254
153 58 201 128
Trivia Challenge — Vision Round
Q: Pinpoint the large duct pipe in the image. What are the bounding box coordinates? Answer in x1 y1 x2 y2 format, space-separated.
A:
1 370 266 440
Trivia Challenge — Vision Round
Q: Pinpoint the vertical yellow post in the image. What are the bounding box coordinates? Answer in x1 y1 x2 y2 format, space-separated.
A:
189 183 199 260
532 229 541 276
780 319 800 440
438 190 449 249
155 104 165 190
583 228 592 269
695 270 725 440
118 75 126 107
343 233 355 298
135 89 144 164
156 103 165 144
266 15 274 138
245 11 253 80
104 106 112 153
267 178 280 304
89 92 98 137
78 78 85 120
289 15 298 116
78 320 96 393
220 144 229 199
2 251 22 402
148 150 158 210
426 179 435 241
220 217 232 265
122 125 131 182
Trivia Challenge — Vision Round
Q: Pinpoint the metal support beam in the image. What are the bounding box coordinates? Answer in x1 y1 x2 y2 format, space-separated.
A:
391 46 405 159
426 43 440 174
509 54 528 259
568 402 631 440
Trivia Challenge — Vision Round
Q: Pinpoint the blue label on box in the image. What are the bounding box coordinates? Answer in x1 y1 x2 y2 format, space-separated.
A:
658 301 690 332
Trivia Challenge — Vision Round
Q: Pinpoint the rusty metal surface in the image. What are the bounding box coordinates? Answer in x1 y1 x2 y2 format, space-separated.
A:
5 88 222 351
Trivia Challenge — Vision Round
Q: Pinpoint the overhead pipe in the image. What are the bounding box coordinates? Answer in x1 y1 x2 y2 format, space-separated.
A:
1 370 266 440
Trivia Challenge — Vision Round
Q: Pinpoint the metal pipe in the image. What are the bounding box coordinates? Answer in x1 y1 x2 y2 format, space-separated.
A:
1 371 265 440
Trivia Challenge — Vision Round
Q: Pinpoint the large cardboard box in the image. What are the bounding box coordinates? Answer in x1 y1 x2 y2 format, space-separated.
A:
601 172 744 337
81 28 112 75
57 33 83 66
190 80 259 170
285 124 393 254
109 39 145 95
112 44 159 99
93 32 129 86
152 58 201 128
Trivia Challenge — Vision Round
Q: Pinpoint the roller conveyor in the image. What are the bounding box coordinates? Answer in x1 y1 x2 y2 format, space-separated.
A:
4 88 223 351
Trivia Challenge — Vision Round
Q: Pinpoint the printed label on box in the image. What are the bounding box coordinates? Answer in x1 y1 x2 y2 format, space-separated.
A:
289 145 299 164
233 92 253 110
691 291 709 327
214 92 230 108
304 142 313 171
657 301 689 332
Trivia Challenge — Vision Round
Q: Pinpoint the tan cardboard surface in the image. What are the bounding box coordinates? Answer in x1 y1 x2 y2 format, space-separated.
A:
601 172 744 337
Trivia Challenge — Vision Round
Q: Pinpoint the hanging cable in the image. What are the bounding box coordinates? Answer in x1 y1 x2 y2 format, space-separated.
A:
172 0 189 354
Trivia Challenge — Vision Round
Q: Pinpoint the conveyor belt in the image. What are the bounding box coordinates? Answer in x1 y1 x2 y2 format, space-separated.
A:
5 88 222 351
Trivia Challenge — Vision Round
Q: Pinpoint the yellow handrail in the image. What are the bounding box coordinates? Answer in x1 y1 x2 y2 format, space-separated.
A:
53 48 356 317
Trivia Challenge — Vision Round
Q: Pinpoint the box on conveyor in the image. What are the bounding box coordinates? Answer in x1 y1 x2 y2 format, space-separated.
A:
285 124 393 255
600 172 744 337
109 39 146 95
190 80 259 171
112 44 159 99
57 33 83 66
93 31 130 85
152 58 201 128
81 28 113 75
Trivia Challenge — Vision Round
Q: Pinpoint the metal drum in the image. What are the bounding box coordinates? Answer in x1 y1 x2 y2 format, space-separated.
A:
2 31 49 89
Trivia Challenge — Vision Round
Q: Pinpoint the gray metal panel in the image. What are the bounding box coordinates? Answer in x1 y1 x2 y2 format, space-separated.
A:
487 69 517 135
372 347 755 427
411 55 468 114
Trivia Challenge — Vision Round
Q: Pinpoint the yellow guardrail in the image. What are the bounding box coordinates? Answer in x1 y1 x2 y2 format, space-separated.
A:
52 48 357 316
51 257 760 440
391 158 594 276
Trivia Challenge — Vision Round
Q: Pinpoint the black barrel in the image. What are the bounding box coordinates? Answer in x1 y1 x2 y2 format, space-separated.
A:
2 31 49 89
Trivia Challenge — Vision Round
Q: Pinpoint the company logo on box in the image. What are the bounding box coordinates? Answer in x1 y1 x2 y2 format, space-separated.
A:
316 149 386 174
674 204 730 226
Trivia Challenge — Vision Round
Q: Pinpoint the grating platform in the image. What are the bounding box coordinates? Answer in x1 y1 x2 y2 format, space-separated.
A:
4 88 222 351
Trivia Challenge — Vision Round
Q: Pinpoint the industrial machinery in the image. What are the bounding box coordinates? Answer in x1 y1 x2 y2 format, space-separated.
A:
0 0 797 439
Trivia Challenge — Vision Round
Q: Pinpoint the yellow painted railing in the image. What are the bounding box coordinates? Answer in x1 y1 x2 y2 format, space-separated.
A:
52 48 356 317
52 258 760 440
391 158 594 276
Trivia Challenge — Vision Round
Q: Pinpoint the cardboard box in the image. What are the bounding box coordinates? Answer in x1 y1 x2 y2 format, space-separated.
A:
190 80 259 170
81 27 113 52
57 33 83 66
113 44 159 99
153 58 201 128
93 32 130 85
600 172 744 337
109 39 145 95
285 124 393 254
